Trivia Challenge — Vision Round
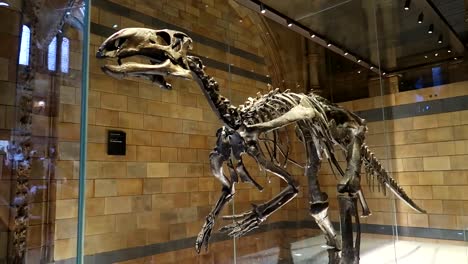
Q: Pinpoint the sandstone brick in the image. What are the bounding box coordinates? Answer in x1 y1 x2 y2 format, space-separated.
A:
160 147 178 162
54 239 76 260
131 130 152 145
102 162 127 178
95 109 119 126
115 214 137 233
407 213 428 227
139 83 161 101
119 112 144 129
56 199 78 219
86 215 116 235
55 218 78 239
429 214 457 229
101 93 127 111
143 179 162 194
147 162 169 177
105 196 132 214
127 162 147 178
131 195 152 212
136 146 161 162
94 179 117 197
86 198 105 216
423 156 451 171
117 179 143 196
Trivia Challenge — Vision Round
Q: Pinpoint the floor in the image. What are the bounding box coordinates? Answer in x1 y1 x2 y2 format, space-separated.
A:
239 234 468 264
116 230 468 264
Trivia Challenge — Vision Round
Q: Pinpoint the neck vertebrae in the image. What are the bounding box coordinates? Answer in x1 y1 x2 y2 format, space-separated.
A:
187 56 240 129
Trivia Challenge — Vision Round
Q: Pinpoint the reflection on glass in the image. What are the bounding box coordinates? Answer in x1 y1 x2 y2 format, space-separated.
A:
19 25 30 66
48 36 57 71
61 37 70 73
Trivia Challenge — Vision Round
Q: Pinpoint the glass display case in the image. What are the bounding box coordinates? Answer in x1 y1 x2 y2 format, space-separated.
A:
0 0 466 263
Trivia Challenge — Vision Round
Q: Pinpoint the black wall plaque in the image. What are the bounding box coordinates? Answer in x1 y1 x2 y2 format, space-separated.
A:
107 130 126 155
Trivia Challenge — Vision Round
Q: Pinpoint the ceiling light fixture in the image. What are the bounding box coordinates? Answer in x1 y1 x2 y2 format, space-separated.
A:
370 66 374 70
287 19 293 27
112 24 118 28
418 12 424 24
404 0 411 10
260 4 266 14
438 34 443 44
327 43 332 47
448 49 452 53
357 70 361 74
357 59 361 63
428 24 434 34
424 55 428 59
311 33 316 38
435 53 438 56
454 57 458 60
344 51 348 56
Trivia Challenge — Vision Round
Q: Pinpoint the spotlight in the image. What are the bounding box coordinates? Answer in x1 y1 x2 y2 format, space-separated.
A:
66 11 71 15
448 49 452 53
438 34 443 44
424 55 428 59
383 72 386 75
357 70 361 74
428 24 434 34
327 43 332 47
418 12 424 24
370 66 374 70
311 33 316 38
404 0 411 10
344 51 348 56
260 4 266 14
435 53 438 56
357 59 362 63
112 24 118 28
454 57 458 60
287 20 293 27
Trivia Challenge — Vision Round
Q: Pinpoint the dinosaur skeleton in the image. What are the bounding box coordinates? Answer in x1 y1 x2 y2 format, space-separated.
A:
97 28 426 264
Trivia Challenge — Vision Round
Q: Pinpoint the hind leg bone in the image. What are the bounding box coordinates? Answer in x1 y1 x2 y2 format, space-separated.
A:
305 139 340 249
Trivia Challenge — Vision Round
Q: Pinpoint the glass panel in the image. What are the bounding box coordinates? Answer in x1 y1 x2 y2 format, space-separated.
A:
0 1 88 263
375 0 468 262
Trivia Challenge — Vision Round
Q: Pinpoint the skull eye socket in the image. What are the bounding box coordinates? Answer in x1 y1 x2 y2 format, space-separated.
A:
156 31 171 46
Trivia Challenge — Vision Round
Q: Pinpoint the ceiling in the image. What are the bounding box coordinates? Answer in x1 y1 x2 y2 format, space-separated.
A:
252 0 467 72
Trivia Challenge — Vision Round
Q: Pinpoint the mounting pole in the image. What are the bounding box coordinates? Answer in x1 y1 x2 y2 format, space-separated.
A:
76 0 91 263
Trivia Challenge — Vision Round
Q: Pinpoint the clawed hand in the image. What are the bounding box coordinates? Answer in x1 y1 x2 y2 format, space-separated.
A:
219 205 264 238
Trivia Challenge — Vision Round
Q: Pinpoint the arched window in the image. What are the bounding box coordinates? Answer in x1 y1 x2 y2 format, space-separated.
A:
46 35 70 73
47 37 57 71
18 25 31 66
60 37 69 73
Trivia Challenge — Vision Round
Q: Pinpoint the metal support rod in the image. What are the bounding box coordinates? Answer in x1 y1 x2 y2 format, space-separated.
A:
76 0 91 263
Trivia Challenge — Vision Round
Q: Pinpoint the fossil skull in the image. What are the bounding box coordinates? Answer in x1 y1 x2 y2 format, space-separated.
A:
96 28 193 89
